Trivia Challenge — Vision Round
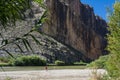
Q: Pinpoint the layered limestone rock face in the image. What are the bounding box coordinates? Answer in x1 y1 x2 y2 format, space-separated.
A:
42 0 108 60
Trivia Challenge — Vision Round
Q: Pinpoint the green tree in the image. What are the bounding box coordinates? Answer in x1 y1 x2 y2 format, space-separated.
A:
106 0 120 79
0 0 31 28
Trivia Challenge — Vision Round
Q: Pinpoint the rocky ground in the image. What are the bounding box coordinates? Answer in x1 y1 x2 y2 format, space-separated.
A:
0 69 107 80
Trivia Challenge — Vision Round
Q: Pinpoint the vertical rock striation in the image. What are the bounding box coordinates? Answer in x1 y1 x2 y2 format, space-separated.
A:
42 0 108 61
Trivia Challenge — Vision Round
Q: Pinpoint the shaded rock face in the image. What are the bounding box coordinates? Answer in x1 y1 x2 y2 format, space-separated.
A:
42 0 108 60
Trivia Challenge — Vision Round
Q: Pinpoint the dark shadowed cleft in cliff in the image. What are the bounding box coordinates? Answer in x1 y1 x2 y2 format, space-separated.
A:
42 0 108 61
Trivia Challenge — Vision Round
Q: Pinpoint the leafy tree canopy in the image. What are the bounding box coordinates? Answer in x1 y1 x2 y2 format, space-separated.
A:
106 0 120 79
0 0 31 28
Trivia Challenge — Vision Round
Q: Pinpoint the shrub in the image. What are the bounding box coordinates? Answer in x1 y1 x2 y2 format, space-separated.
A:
74 60 87 65
87 55 108 69
0 63 10 66
0 57 11 63
10 55 46 66
106 54 120 79
55 60 65 66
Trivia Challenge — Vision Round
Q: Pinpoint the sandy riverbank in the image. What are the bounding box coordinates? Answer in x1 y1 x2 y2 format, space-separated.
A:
0 69 107 80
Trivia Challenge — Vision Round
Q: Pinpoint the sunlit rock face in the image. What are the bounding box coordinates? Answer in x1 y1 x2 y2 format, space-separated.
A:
42 0 108 60
0 2 85 64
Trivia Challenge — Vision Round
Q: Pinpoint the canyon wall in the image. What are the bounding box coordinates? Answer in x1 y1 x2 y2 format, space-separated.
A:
42 0 108 60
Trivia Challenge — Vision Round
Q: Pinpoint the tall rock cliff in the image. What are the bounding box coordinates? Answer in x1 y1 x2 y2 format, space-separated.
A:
42 0 108 60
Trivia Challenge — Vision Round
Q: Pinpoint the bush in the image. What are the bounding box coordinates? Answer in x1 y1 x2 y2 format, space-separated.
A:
87 55 108 69
106 54 120 79
55 60 65 66
74 60 87 65
0 63 10 66
10 55 46 66
0 57 11 63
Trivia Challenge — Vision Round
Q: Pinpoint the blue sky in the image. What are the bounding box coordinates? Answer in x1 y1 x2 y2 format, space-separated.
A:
81 0 115 21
